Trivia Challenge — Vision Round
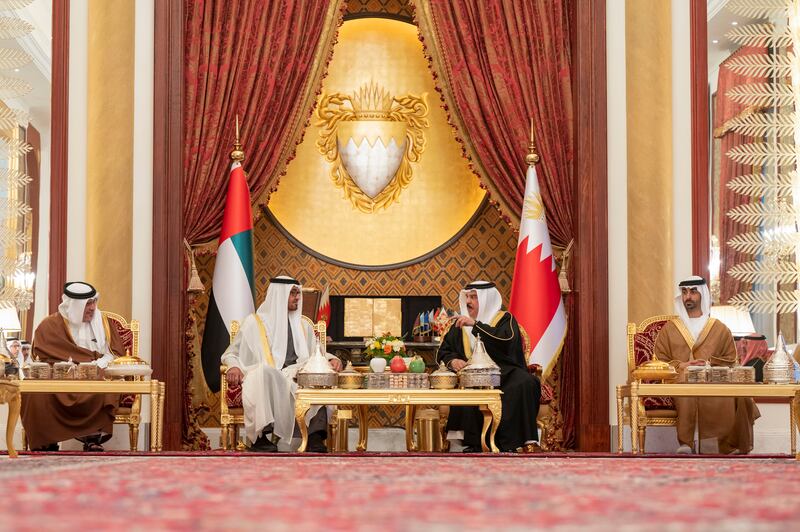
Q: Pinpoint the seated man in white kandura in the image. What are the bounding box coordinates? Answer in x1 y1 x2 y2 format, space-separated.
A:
223 276 342 452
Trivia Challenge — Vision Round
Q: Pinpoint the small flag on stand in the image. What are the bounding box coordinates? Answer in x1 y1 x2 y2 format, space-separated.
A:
316 284 331 327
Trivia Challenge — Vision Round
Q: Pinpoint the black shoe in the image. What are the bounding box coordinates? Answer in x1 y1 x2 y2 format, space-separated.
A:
248 433 278 452
306 431 327 453
32 443 59 452
461 445 481 453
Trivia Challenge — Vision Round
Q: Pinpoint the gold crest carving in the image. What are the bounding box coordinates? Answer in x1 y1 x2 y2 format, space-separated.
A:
316 82 429 213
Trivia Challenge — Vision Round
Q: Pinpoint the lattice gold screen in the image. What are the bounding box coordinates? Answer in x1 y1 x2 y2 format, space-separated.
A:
344 298 402 337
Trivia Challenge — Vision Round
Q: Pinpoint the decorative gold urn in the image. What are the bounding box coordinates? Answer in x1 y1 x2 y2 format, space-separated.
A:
337 361 363 389
105 349 153 379
429 362 458 389
632 357 677 382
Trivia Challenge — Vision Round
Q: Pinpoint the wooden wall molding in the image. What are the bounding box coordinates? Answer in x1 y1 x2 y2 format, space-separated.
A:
691 0 710 277
574 0 609 451
153 0 185 451
49 0 69 313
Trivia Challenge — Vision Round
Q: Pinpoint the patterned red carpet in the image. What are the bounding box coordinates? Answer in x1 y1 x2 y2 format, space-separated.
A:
1 455 798 530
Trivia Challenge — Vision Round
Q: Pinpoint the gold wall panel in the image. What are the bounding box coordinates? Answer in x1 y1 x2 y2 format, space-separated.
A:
268 18 485 266
625 0 674 323
344 297 402 337
86 0 134 316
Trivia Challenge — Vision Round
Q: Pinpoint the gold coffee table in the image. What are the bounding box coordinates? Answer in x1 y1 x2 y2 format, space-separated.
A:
620 382 800 458
0 380 21 458
19 379 166 452
295 388 503 453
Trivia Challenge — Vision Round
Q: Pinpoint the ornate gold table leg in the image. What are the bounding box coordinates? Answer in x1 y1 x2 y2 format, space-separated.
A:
295 400 311 452
790 394 797 457
616 385 624 454
478 405 491 452
487 399 501 453
405 405 417 451
356 405 368 452
794 391 800 461
630 381 639 455
2 383 20 458
149 380 159 452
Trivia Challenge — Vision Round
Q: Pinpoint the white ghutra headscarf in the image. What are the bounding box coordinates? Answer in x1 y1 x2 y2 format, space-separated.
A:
256 276 310 369
674 276 711 341
58 281 111 357
459 280 503 349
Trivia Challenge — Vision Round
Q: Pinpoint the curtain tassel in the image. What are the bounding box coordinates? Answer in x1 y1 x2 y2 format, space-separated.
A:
558 239 574 294
184 239 205 293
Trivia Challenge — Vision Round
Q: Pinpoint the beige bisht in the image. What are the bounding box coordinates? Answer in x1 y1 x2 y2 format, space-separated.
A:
653 276 759 453
22 283 124 449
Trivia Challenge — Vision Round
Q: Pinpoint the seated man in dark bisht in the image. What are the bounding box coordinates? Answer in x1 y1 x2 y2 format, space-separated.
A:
21 282 125 451
437 280 541 452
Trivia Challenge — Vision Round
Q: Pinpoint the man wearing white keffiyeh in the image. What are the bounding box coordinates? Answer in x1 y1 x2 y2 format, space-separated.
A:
223 276 342 452
654 276 759 454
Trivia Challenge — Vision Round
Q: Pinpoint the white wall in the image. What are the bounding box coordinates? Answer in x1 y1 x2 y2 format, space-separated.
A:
607 0 629 432
66 0 87 281
672 0 694 283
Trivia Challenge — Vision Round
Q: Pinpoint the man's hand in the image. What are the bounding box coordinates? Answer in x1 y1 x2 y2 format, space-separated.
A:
226 367 244 386
329 358 343 372
449 359 467 372
454 315 476 328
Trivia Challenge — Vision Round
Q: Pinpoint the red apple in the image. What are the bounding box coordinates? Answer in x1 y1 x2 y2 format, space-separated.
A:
390 355 407 373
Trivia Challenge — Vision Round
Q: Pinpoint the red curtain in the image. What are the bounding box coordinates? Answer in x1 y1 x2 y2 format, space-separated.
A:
714 47 767 303
184 0 344 245
415 0 576 447
414 0 574 245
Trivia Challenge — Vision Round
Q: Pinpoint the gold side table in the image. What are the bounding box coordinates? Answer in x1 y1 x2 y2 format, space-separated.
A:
0 380 21 458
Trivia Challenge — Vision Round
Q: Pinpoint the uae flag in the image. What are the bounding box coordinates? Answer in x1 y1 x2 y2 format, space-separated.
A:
508 159 567 378
200 161 255 392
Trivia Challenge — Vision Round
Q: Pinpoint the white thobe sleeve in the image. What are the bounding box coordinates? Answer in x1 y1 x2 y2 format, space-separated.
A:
95 353 114 369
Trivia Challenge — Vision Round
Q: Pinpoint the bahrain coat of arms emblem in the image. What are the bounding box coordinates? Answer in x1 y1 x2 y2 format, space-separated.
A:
316 82 429 213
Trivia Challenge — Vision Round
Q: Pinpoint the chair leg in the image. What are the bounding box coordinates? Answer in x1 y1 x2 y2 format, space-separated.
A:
637 425 646 453
234 425 245 451
129 423 139 452
220 424 229 451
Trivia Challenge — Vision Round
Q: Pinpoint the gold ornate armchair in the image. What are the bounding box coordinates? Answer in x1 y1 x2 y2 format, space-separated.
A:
220 316 328 450
102 312 144 452
616 314 678 453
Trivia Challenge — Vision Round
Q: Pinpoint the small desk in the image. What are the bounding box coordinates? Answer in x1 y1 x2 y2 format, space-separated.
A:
0 381 20 458
621 382 800 458
295 388 503 453
17 379 166 452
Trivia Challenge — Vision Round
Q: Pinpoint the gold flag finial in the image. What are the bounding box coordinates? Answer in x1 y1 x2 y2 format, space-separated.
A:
525 118 539 165
230 114 245 162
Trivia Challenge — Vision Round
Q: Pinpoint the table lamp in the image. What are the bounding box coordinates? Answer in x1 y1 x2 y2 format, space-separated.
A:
710 305 756 338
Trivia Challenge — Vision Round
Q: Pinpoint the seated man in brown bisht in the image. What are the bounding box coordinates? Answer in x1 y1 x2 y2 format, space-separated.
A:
437 280 541 453
654 276 760 454
22 282 125 451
